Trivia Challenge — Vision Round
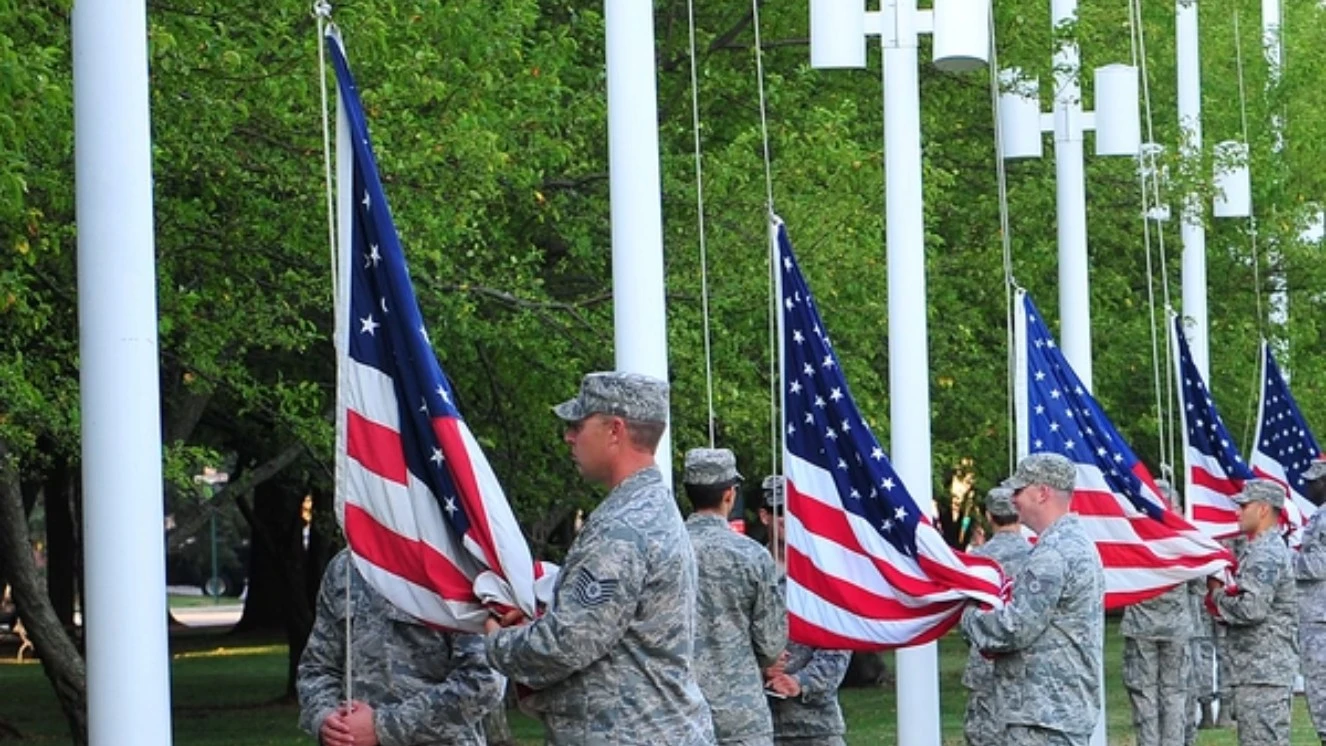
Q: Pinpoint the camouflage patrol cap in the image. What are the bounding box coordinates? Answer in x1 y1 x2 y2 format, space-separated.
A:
1002 452 1076 493
1232 478 1286 509
984 486 1017 519
683 448 743 486
1305 459 1326 482
552 371 669 423
761 475 786 508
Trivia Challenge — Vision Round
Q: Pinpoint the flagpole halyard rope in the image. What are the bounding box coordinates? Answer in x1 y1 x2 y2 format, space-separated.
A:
750 0 780 489
1232 11 1266 449
685 0 717 448
987 15 1018 475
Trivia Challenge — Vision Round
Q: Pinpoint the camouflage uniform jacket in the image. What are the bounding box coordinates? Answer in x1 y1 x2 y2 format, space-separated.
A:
686 512 786 743
1295 509 1326 624
1121 582 1192 641
1210 529 1299 686
297 550 504 746
961 530 1033 691
768 641 851 739
960 513 1105 737
485 466 714 745
1187 578 1214 639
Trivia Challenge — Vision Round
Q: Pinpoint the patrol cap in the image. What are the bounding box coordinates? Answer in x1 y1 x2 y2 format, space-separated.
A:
1305 459 1326 482
984 486 1017 519
1232 478 1286 509
552 371 669 424
683 448 743 486
761 475 786 509
1001 452 1076 493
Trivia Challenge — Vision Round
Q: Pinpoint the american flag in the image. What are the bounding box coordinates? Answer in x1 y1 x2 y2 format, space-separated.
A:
1171 316 1251 538
1014 291 1230 608
775 220 1006 651
1250 341 1322 532
328 34 538 631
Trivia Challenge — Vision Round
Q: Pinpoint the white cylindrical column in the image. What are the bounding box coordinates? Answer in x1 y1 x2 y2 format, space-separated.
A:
605 0 672 482
1212 141 1252 219
810 0 867 68
1176 0 1209 379
998 69 1044 160
1051 0 1093 393
882 0 940 741
1093 65 1140 157
1262 0 1288 352
932 0 989 72
73 0 173 743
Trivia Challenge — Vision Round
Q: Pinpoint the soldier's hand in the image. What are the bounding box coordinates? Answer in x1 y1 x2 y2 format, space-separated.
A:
320 710 353 746
1206 576 1224 593
768 673 801 697
341 701 378 746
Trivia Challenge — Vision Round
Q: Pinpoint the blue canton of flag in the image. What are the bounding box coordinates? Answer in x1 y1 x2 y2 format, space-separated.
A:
329 32 538 630
775 220 1003 651
1250 341 1322 527
1171 315 1251 537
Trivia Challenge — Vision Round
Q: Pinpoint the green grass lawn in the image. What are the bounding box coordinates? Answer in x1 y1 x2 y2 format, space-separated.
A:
0 621 1318 744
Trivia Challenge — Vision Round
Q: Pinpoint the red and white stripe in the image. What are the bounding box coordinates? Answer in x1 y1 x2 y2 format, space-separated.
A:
1184 447 1242 538
785 452 1006 651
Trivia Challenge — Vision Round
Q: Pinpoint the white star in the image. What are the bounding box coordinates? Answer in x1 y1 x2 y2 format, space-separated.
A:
1097 447 1107 456
871 447 885 461
1064 439 1076 450
849 488 861 499
804 412 814 425
1035 370 1047 381
419 397 429 414
1035 439 1044 448
813 324 822 337
1035 339 1045 348
787 423 796 435
443 496 457 515
360 315 380 335
783 256 792 270
825 428 838 441
784 297 794 311
436 385 451 403
430 448 445 466
894 506 907 520
1046 338 1056 348
793 330 805 344
419 325 430 343
1035 405 1045 415
365 243 382 267
882 519 894 531
1113 453 1124 463
380 297 389 314
882 477 896 491
829 388 844 402
822 355 835 369
803 363 814 377
790 380 803 395
362 191 371 209
814 396 826 409
1050 389 1061 399
1049 422 1060 432
840 420 852 433
837 458 848 470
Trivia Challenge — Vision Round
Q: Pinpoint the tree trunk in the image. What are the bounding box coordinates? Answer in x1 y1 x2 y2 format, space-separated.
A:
45 463 77 627
0 442 88 745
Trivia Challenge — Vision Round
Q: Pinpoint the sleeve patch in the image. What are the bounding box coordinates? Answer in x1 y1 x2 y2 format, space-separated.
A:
572 568 619 608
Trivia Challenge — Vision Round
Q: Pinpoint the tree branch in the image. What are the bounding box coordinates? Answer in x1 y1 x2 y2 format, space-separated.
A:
167 440 306 551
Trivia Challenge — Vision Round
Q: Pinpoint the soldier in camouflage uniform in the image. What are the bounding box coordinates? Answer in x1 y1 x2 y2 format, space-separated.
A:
1187 562 1218 741
1295 459 1326 744
1122 479 1193 746
297 550 505 746
1206 478 1299 746
961 453 1106 746
683 448 787 745
1213 532 1248 729
961 485 1033 746
483 372 715 746
759 476 852 746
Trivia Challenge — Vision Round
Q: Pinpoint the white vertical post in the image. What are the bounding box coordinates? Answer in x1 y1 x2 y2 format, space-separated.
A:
1177 0 1209 380
1051 0 1093 391
73 0 173 742
1262 0 1288 363
882 0 940 741
604 0 672 483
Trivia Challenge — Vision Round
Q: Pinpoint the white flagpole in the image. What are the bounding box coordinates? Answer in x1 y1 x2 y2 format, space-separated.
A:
73 0 173 741
604 0 672 485
1176 0 1209 381
1013 291 1030 460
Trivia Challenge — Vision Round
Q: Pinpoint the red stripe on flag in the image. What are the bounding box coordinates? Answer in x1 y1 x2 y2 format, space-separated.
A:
786 546 956 619
1192 466 1242 496
432 417 500 570
344 502 476 602
1192 505 1238 524
788 608 958 652
1095 541 1227 570
346 410 408 485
